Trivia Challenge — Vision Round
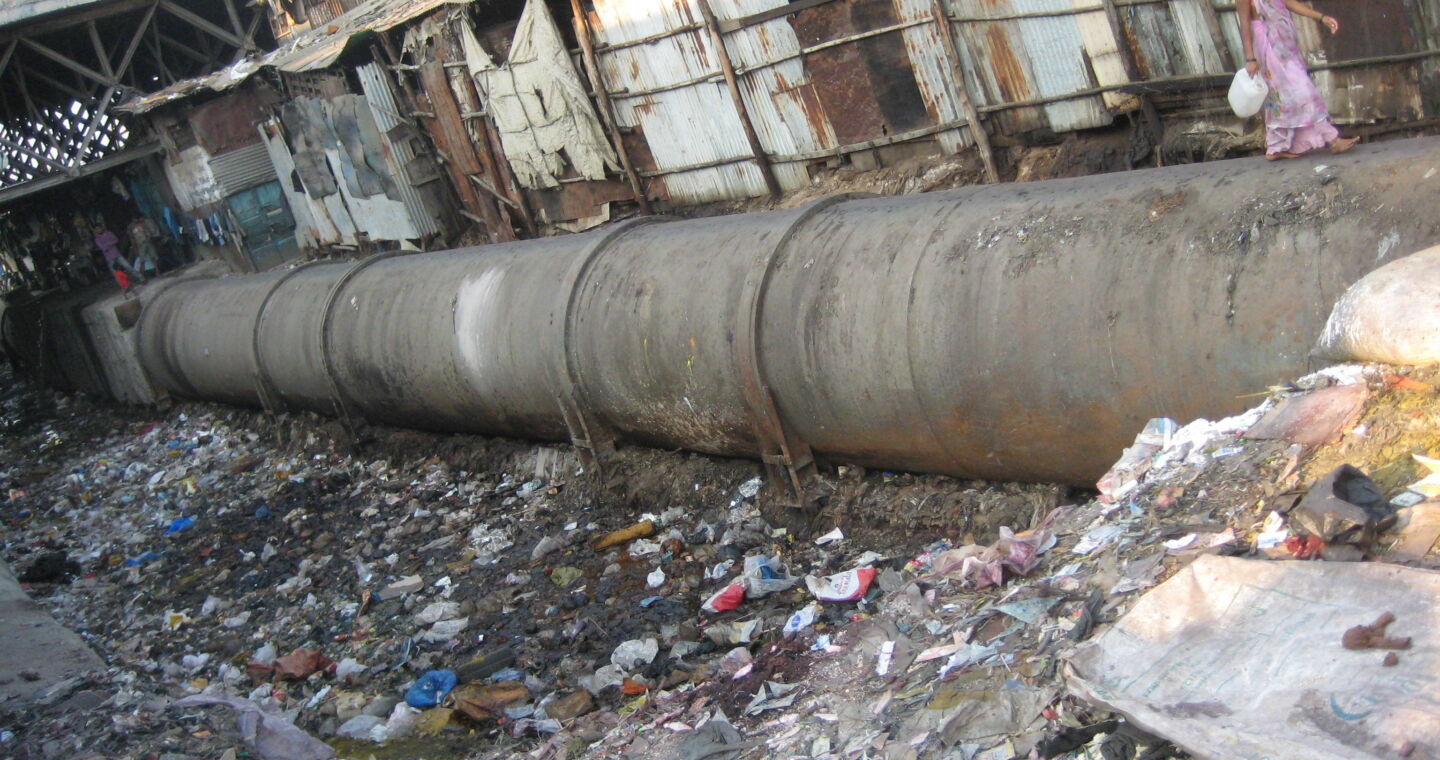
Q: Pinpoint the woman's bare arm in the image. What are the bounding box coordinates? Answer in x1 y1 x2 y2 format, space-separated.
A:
1284 0 1340 32
1238 0 1258 74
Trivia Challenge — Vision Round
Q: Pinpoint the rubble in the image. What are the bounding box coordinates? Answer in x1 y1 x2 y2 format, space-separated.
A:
3 359 1440 759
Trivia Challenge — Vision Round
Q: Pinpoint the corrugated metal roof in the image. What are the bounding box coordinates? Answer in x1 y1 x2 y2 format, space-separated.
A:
117 0 471 114
0 0 108 29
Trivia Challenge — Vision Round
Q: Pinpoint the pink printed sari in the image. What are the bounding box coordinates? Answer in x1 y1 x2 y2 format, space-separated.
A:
1250 0 1338 155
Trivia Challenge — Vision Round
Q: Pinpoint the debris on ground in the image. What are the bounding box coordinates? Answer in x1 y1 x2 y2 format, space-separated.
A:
4 358 1440 759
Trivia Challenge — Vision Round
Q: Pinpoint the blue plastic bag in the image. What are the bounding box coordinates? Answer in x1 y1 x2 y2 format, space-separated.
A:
164 517 195 534
404 669 457 708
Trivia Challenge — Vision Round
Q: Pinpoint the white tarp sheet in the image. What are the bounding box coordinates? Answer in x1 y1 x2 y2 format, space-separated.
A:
1068 555 1440 760
459 0 617 189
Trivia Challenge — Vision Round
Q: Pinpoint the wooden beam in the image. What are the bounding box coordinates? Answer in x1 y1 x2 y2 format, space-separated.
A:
569 0 651 215
419 58 511 239
237 6 265 63
930 0 999 183
19 38 113 87
223 0 246 40
159 0 247 49
147 24 174 86
22 63 87 101
697 0 781 197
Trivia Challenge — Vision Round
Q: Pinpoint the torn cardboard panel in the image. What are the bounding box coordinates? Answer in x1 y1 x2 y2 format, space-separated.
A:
460 0 618 189
1067 555 1440 760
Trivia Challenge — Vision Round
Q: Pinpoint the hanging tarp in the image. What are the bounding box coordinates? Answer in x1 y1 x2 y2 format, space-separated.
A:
458 0 617 189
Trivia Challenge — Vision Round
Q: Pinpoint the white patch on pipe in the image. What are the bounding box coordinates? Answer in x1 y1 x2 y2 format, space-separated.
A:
454 269 506 390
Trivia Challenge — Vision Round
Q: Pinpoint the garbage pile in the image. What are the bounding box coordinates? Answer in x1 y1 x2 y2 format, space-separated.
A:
2 360 1440 760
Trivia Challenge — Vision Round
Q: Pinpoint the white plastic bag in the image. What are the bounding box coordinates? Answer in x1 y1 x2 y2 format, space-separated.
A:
1227 68 1268 118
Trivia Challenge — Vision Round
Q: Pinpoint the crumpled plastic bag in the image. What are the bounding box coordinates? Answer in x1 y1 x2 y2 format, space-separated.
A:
405 669 457 708
926 527 1054 589
611 637 659 671
678 715 759 760
1290 464 1392 547
701 555 798 613
171 694 335 760
1096 418 1177 503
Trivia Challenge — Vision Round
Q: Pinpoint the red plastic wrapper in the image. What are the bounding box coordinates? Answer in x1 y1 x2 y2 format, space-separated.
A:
806 567 877 602
1284 534 1325 560
701 580 745 613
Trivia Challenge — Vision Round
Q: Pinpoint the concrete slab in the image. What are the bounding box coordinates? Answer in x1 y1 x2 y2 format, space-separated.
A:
0 560 104 702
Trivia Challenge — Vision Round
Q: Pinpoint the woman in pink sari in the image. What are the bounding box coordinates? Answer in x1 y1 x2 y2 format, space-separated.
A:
1238 0 1359 159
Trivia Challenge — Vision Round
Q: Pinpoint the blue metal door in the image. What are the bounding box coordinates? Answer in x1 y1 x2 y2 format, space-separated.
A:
226 180 298 271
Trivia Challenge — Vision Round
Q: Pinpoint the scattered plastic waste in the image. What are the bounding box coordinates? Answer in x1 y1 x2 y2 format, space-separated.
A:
404 670 458 708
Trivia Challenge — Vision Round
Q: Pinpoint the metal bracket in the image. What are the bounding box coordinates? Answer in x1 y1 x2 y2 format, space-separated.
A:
735 194 868 499
250 260 325 414
551 216 665 475
318 251 407 430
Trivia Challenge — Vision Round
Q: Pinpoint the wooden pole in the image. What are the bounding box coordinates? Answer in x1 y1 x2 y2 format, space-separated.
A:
696 0 781 197
929 0 999 183
568 0 651 215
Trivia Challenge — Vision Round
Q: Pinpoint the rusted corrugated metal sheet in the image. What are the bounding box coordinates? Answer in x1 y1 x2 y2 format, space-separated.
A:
789 0 928 143
1310 0 1425 123
710 0 834 186
590 0 783 202
947 0 1115 134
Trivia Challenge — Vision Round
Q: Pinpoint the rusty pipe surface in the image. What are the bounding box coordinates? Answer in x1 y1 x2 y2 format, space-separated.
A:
137 137 1440 485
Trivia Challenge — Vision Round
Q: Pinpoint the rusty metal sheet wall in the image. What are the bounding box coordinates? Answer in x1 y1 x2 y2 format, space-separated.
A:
577 0 1439 205
590 0 803 203
710 0 834 184
946 0 1118 134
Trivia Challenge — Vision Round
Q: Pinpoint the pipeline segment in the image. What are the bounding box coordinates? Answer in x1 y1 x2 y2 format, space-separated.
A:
137 137 1440 485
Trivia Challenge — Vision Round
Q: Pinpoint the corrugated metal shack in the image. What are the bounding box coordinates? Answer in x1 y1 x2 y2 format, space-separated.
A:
121 0 1440 256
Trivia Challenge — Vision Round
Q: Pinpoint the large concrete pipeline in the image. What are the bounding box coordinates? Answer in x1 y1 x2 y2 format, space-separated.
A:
137 137 1440 486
